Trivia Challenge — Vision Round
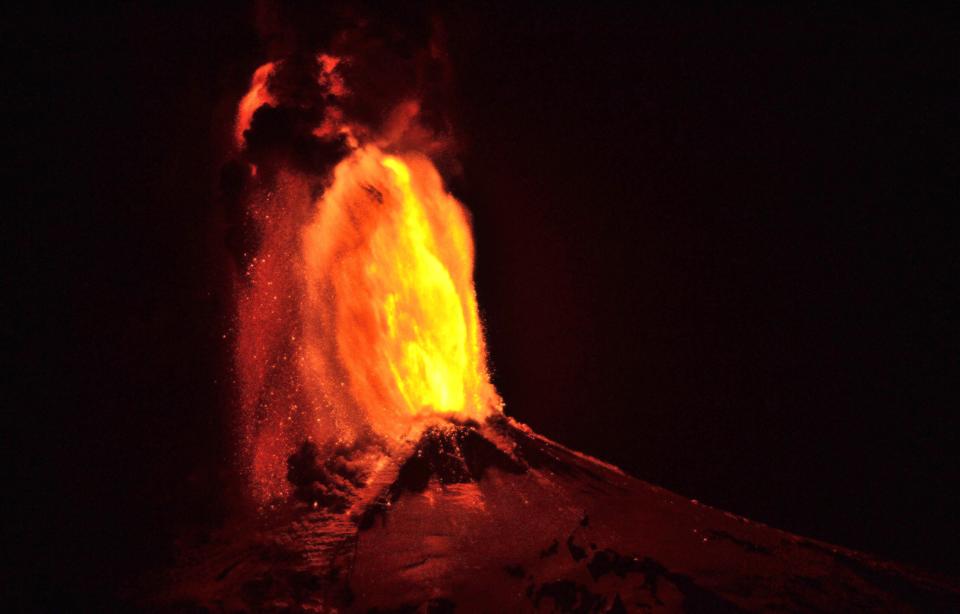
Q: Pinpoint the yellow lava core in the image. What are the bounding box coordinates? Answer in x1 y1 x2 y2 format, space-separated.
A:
301 147 498 440
234 54 501 500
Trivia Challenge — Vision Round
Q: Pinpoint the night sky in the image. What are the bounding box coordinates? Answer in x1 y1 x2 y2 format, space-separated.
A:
7 3 957 608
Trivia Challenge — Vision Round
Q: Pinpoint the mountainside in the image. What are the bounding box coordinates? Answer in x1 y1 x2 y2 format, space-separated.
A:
147 416 959 612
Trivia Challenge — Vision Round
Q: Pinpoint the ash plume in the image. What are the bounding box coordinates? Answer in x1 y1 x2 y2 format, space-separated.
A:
242 3 453 170
222 2 457 277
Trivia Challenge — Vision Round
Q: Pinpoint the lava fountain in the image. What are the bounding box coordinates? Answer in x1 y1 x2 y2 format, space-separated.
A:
300 148 497 434
233 57 499 502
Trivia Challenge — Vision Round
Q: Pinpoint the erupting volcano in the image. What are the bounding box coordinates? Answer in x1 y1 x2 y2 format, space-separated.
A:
146 9 960 614
239 139 499 501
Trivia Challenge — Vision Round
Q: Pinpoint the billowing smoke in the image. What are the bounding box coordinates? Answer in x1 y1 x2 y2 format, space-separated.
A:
222 3 460 284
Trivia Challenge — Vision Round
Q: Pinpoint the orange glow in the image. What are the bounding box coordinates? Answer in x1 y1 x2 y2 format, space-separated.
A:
235 62 277 148
301 147 497 440
317 53 347 97
233 60 499 501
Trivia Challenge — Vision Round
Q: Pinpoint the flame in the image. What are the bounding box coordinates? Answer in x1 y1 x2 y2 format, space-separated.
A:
233 60 499 500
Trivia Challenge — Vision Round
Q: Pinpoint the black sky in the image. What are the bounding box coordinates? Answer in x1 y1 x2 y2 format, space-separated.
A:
7 3 958 608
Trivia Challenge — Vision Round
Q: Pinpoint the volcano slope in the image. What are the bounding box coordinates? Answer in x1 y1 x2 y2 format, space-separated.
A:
150 415 959 612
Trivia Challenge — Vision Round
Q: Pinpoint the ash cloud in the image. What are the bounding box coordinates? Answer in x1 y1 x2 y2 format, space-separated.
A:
243 104 349 173
223 1 456 275
241 1 454 173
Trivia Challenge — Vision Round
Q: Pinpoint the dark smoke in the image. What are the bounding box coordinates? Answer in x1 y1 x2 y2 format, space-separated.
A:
222 1 457 277
243 105 349 174
286 441 368 511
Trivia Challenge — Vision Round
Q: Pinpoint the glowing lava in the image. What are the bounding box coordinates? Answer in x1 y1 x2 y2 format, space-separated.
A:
233 57 499 501
302 148 497 438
